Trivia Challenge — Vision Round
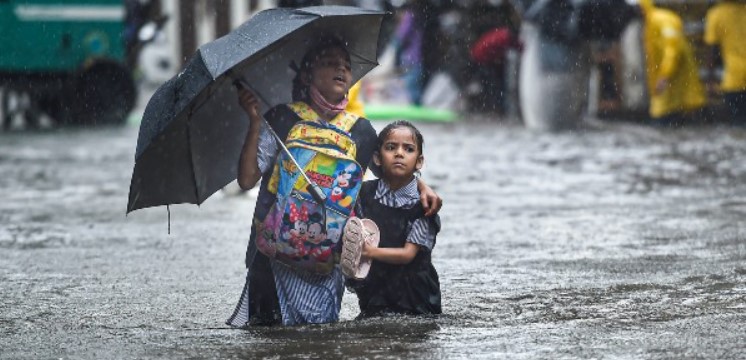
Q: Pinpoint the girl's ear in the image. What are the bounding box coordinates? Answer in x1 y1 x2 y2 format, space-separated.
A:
373 151 382 167
415 155 424 171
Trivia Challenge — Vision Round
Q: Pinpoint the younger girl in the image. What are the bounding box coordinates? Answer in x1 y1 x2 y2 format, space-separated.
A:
351 120 442 317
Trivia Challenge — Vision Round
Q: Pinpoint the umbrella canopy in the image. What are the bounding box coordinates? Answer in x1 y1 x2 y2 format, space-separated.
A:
127 6 385 213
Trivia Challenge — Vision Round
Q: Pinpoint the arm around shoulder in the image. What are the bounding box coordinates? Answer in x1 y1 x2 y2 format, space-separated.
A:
417 178 442 217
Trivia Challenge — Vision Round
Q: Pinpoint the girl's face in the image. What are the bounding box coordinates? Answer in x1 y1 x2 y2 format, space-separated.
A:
307 46 352 104
374 127 423 182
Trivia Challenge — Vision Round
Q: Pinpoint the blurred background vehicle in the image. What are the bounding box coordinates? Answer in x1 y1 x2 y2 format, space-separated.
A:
0 0 166 128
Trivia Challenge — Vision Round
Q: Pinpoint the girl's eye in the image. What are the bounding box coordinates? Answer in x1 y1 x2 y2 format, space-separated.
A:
405 145 416 153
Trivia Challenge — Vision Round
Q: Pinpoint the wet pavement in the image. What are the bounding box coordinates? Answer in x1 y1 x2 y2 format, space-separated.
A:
1 113 745 359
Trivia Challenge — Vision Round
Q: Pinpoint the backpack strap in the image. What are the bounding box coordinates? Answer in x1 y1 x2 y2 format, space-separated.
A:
264 105 302 143
287 102 359 133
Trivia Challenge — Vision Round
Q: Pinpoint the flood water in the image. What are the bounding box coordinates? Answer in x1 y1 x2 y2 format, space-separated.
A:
1 117 744 359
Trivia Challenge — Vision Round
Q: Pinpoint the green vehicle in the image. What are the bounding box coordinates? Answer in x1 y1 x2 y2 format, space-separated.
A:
0 0 150 126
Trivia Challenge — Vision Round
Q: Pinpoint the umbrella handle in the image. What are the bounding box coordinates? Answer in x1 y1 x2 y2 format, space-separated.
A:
307 182 327 203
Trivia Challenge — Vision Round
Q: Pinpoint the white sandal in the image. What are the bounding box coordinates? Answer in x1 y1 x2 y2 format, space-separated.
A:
341 217 380 279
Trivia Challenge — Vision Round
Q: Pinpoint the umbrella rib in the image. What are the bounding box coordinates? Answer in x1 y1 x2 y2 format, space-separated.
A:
185 106 203 205
195 75 226 116
347 47 378 66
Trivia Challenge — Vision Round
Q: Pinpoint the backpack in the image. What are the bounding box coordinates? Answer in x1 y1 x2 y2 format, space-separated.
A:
256 102 364 275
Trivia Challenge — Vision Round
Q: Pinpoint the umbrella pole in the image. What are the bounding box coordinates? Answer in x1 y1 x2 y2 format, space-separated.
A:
263 117 327 204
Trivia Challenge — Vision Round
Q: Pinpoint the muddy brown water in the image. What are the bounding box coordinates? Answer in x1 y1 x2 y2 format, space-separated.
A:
1 119 744 359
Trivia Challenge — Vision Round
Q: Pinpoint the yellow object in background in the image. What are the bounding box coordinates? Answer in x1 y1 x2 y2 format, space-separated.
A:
639 0 706 118
345 81 366 117
704 2 746 92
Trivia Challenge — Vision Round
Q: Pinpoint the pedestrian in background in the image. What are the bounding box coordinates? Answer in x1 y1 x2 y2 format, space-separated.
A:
467 0 521 114
392 0 426 105
638 0 706 127
704 0 746 126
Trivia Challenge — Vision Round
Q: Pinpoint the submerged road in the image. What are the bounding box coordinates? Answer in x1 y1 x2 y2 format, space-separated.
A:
1 114 744 359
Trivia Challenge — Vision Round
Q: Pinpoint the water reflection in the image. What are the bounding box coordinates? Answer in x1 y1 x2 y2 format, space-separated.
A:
183 318 440 359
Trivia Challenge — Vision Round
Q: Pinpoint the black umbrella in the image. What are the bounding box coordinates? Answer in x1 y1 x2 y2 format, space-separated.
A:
127 6 385 213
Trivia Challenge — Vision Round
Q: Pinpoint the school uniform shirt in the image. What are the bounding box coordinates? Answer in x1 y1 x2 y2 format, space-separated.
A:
367 178 436 251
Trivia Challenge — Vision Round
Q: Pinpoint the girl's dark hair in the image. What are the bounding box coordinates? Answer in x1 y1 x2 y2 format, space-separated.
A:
377 120 424 155
291 36 351 101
